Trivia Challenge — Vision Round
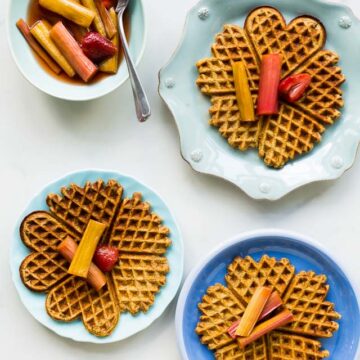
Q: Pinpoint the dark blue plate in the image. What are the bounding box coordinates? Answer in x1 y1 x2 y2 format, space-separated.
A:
175 230 360 359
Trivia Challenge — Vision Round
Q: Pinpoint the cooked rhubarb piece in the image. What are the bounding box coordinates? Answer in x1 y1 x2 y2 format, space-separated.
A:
80 0 106 37
81 31 117 63
279 73 312 103
30 20 76 78
228 291 283 339
39 0 95 28
235 287 272 337
232 61 255 121
99 8 119 73
93 245 119 272
57 236 107 291
257 54 282 116
95 0 117 38
68 220 107 278
238 309 294 348
16 19 61 75
50 22 98 82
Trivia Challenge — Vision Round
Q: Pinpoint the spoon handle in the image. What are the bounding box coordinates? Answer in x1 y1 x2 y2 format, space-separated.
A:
118 12 150 122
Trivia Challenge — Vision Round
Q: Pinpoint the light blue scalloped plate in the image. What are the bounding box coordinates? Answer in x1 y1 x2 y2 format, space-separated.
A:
7 0 146 100
10 169 184 343
159 0 360 200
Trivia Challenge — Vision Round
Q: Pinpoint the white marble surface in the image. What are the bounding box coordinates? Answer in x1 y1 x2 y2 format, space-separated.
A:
1 0 360 359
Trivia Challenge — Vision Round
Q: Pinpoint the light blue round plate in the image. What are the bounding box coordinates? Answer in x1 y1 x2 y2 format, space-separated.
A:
7 0 146 101
175 230 360 360
10 169 184 343
159 0 360 200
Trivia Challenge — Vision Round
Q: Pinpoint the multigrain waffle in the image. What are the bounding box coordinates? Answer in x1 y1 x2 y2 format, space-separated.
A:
196 7 345 168
225 255 295 305
267 331 329 360
196 284 245 350
196 256 340 359
215 338 267 360
281 272 340 337
19 179 171 337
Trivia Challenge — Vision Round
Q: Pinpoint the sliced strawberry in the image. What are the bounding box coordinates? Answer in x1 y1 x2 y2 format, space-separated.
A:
279 74 312 103
81 32 117 63
93 245 119 272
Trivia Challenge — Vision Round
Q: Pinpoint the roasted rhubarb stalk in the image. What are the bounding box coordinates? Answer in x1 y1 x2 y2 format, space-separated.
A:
232 61 255 121
95 0 117 38
257 54 282 116
235 287 272 337
30 20 75 77
238 309 294 348
68 220 107 278
228 291 283 339
39 0 95 28
50 22 98 82
279 73 312 103
57 236 107 291
16 19 61 75
99 8 119 73
81 0 106 37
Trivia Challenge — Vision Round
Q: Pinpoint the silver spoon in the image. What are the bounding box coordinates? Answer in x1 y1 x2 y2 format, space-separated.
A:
116 0 150 122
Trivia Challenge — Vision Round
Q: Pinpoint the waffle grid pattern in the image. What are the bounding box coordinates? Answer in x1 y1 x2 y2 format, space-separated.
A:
196 255 339 359
196 6 345 168
19 180 172 337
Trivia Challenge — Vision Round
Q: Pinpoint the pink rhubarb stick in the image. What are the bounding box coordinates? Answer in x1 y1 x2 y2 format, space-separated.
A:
50 21 97 82
257 54 282 115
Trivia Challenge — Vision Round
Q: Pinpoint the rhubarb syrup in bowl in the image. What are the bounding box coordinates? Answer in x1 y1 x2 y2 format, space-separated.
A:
27 0 130 85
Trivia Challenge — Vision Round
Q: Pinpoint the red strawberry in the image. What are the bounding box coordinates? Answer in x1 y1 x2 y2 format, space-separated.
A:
93 245 119 272
81 32 117 63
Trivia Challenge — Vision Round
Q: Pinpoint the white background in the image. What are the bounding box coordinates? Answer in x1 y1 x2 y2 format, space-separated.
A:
1 0 360 359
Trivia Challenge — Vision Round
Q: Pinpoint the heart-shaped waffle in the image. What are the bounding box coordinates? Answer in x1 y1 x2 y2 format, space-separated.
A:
196 255 340 358
196 6 345 168
19 180 172 337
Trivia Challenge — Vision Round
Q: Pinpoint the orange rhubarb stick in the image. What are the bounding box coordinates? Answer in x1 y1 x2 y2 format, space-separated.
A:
16 19 61 75
95 0 117 39
257 54 282 115
57 236 107 291
228 291 283 338
50 21 97 82
238 309 294 348
235 287 272 337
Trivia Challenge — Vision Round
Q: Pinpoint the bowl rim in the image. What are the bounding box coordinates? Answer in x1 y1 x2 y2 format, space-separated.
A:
175 228 360 360
9 168 184 343
6 0 147 101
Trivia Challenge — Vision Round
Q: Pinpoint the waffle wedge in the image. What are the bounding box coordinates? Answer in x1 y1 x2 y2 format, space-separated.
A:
244 7 326 77
111 253 169 314
293 50 345 125
258 103 325 168
20 211 79 292
46 275 119 337
108 192 171 255
226 255 295 306
196 284 245 350
281 271 340 337
267 331 329 359
215 338 267 360
47 179 123 237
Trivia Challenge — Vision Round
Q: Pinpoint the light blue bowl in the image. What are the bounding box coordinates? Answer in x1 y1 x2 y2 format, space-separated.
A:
175 230 360 359
10 169 184 343
7 0 146 100
159 0 360 200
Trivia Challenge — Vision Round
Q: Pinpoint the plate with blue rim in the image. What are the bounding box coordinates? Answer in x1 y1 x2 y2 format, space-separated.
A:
159 0 360 200
175 230 360 359
10 169 184 343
